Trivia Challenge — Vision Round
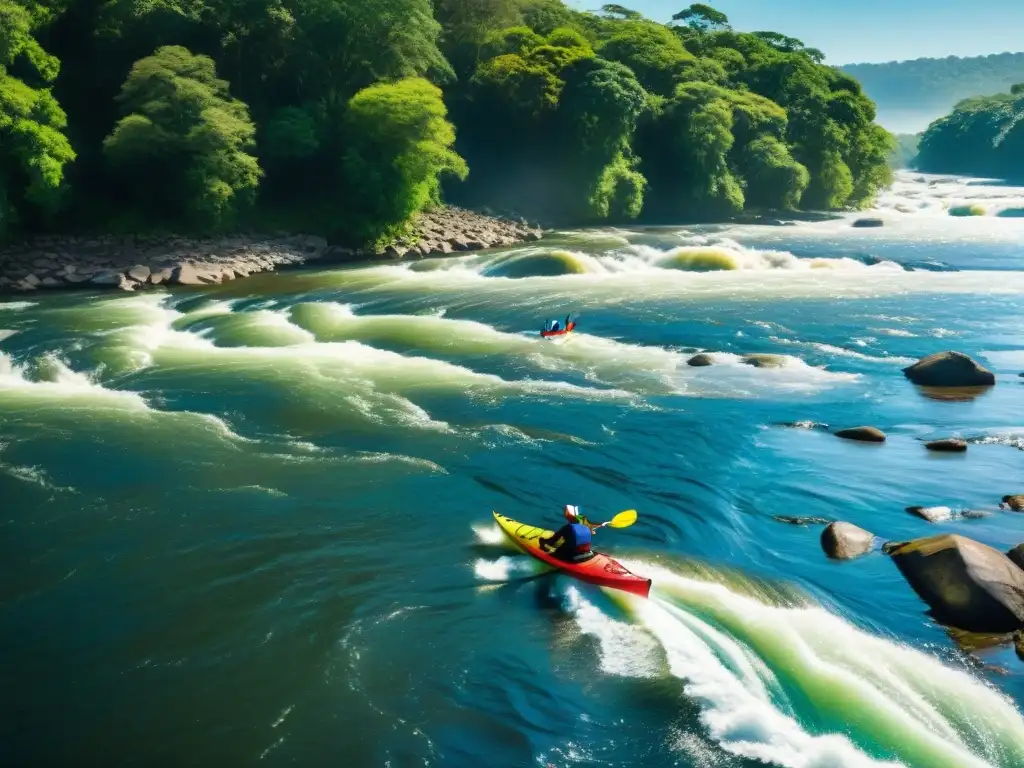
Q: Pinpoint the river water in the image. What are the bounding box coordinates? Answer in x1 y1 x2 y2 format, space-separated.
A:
3 172 1024 767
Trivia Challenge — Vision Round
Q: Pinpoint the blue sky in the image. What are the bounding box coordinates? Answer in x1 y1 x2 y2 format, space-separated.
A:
565 1 1024 64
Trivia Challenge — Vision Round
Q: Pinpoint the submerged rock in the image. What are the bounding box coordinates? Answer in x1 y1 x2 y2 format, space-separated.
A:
903 351 996 387
821 522 875 560
780 421 830 431
925 438 967 452
687 353 714 367
852 217 884 228
775 515 832 526
887 534 1024 633
834 426 886 443
741 354 787 369
1001 495 1024 511
906 506 954 523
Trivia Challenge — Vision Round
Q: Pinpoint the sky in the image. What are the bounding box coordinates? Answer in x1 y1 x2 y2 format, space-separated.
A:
565 1 1024 65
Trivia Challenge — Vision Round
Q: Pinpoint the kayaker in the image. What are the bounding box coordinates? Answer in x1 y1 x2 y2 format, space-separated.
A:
539 504 597 563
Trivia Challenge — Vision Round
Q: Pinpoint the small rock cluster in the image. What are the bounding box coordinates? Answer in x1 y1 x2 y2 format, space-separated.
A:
381 207 543 260
0 207 545 294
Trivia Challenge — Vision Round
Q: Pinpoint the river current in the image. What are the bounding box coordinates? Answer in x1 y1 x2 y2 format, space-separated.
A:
2 172 1024 767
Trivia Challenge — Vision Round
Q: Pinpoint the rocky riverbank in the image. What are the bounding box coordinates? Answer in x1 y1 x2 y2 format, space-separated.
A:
0 207 543 294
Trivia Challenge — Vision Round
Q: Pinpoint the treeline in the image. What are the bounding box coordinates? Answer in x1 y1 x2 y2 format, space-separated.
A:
1 0 894 245
842 53 1024 131
915 84 1024 179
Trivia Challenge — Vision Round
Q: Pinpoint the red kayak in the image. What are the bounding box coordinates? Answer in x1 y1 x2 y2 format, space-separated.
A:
493 512 652 598
540 321 576 338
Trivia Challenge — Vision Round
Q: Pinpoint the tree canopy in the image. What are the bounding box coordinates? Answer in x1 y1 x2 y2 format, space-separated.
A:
914 86 1024 180
0 0 896 242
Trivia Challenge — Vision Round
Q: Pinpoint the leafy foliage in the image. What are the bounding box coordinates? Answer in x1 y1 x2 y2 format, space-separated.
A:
0 0 74 236
341 77 467 244
103 45 260 229
0 0 896 241
915 87 1024 180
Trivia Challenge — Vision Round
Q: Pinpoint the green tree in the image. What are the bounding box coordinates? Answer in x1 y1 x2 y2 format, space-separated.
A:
103 45 261 229
598 20 694 96
671 3 730 32
341 77 467 244
0 0 75 237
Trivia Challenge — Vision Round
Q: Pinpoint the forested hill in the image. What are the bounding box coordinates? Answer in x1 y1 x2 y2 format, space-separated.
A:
914 84 1024 180
841 53 1024 134
2 1 894 246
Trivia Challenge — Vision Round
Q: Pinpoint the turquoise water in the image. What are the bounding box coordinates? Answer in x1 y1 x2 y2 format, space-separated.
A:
2 173 1024 766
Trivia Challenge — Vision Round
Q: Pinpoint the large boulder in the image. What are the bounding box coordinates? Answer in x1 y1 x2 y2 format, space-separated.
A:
821 522 875 560
886 534 1024 632
903 351 996 387
687 353 714 367
852 217 884 228
835 426 886 443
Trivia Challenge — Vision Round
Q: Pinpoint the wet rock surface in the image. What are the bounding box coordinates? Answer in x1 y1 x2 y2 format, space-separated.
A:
0 207 543 294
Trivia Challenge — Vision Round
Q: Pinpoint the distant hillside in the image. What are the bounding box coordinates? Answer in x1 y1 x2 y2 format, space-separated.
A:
842 52 1024 134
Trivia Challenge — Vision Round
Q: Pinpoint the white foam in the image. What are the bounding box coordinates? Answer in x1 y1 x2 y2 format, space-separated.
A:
0 351 149 410
472 556 540 582
0 301 36 311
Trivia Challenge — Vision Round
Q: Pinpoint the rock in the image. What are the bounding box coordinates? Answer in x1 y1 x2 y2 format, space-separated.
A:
448 237 471 252
171 263 219 285
821 522 876 560
149 267 173 285
906 505 954 523
127 264 151 283
1008 545 1024 571
383 245 408 259
852 217 885 228
925 438 967 453
14 279 37 291
24 273 41 287
903 351 996 387
887 534 1024 632
687 353 714 367
1001 495 1024 511
40 277 62 288
464 239 488 251
302 235 328 255
741 354 787 369
90 271 125 285
834 426 887 443
1015 631 1024 662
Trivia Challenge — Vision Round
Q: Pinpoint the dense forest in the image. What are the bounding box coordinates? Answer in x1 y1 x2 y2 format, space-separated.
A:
842 53 1024 134
1 0 894 246
915 83 1024 180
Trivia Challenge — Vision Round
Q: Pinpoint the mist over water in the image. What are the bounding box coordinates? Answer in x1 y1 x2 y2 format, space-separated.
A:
2 172 1024 766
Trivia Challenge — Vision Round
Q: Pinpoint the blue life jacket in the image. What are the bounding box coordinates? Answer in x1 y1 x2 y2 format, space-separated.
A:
570 523 592 552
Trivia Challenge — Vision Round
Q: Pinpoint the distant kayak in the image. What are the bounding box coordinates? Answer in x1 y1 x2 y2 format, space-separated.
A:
540 326 573 339
540 318 576 339
493 512 651 598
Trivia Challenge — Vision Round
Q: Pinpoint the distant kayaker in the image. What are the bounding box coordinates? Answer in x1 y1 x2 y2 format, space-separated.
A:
539 504 597 563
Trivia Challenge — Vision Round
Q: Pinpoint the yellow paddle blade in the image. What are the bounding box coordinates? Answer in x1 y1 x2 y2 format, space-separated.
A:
605 509 637 528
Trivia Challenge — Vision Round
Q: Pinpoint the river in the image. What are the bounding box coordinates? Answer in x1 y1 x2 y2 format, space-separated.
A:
2 172 1024 767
